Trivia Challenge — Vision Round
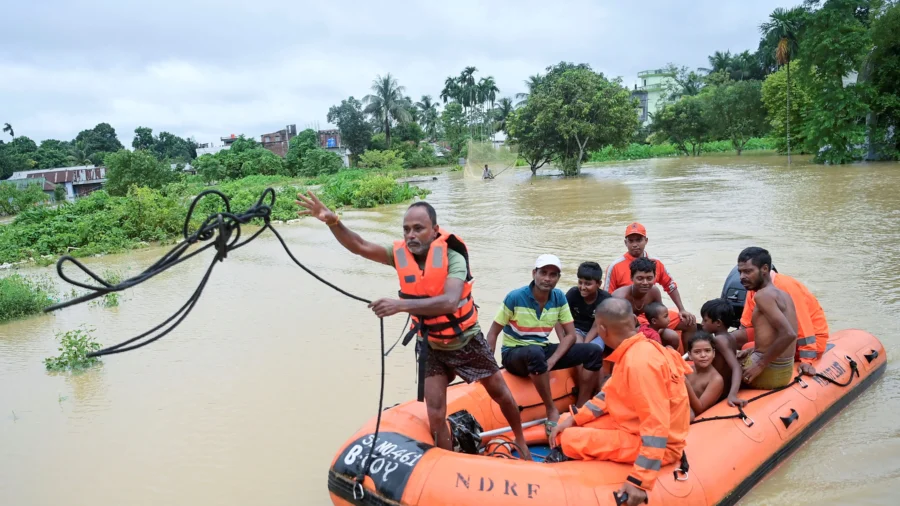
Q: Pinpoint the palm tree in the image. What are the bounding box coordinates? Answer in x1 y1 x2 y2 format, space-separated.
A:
477 76 499 141
514 74 543 107
2 123 13 139
760 7 806 164
416 95 440 141
494 98 514 135
440 76 460 104
363 73 411 149
708 50 734 75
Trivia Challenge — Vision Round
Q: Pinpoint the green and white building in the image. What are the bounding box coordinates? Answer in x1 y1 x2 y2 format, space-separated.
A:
631 68 676 125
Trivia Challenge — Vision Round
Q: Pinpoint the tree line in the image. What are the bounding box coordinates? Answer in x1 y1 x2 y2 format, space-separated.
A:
6 0 899 184
651 0 900 165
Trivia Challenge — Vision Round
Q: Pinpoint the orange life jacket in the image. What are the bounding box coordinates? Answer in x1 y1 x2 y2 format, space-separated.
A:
392 229 478 346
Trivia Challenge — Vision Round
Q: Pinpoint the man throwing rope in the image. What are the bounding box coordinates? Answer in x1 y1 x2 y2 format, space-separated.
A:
296 192 531 459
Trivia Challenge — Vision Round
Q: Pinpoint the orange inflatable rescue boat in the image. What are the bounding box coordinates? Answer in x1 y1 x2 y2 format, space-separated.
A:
327 329 885 505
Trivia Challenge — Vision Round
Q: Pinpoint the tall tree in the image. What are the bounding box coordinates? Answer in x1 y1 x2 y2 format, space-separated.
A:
760 6 807 164
104 149 175 196
363 73 411 148
2 123 13 139
514 74 544 107
799 0 877 164
494 97 515 135
441 103 468 157
477 76 499 140
707 50 734 74
132 127 155 150
415 95 440 141
327 96 372 166
530 67 639 175
705 80 769 155
652 96 712 156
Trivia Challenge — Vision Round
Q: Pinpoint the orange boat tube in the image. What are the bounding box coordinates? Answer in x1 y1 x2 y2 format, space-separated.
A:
328 329 885 505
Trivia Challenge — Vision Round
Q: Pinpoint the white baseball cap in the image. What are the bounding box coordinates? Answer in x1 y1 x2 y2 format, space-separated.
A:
534 254 562 271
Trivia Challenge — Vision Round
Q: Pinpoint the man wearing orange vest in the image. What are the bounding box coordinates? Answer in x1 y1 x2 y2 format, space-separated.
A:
730 267 828 377
296 193 531 459
604 222 697 331
547 298 692 506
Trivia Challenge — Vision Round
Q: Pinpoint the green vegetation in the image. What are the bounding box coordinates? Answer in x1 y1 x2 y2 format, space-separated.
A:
589 138 776 163
0 171 428 264
44 326 102 372
508 62 639 175
0 273 56 323
90 270 123 308
0 180 49 216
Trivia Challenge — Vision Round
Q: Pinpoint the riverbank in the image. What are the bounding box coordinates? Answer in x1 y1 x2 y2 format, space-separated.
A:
0 170 432 266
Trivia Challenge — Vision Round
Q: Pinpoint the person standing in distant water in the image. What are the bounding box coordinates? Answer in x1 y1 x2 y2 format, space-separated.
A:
604 223 696 330
482 164 494 179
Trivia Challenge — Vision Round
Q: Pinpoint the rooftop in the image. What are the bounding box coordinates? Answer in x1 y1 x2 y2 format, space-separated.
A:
638 69 676 78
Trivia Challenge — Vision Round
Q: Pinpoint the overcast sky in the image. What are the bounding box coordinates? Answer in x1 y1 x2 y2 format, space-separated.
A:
1 0 793 146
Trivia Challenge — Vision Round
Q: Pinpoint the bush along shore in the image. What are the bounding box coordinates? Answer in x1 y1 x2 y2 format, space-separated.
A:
0 273 57 323
0 170 430 266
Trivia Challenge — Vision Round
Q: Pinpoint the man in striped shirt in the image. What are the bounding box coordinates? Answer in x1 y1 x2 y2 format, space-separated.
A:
486 254 604 425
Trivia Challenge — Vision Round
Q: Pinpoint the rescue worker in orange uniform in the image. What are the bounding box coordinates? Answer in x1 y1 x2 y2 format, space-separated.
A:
296 193 531 459
547 298 692 506
604 222 697 330
730 268 828 377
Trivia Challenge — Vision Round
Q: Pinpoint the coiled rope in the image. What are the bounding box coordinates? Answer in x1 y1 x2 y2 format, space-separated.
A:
43 187 388 499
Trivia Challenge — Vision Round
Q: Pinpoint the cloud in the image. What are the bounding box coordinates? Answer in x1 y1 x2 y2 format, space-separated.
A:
0 0 790 145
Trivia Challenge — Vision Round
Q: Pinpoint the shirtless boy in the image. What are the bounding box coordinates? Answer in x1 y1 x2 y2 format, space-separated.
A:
685 332 724 420
737 247 799 389
700 298 746 407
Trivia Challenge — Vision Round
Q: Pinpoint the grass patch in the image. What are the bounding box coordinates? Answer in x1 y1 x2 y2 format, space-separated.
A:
0 273 57 323
589 137 777 162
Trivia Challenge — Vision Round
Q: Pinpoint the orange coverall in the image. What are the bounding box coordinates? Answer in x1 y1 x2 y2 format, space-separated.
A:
558 333 692 492
741 272 829 364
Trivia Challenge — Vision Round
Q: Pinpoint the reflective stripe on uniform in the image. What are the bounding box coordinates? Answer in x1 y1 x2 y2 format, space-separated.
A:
799 350 818 359
635 455 662 471
641 435 667 449
797 335 816 346
431 246 444 268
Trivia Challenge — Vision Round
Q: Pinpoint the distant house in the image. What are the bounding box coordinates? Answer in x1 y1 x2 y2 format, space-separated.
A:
260 124 298 157
318 129 350 166
8 165 107 201
632 68 677 125
196 141 229 157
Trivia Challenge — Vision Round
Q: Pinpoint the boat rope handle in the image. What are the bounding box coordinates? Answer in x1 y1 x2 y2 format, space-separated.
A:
692 357 859 425
41 187 390 495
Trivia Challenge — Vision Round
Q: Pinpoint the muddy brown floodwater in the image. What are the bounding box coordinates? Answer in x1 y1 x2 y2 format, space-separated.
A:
2 155 899 505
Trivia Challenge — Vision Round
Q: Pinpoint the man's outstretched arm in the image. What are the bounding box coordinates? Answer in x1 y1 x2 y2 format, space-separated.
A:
297 191 390 265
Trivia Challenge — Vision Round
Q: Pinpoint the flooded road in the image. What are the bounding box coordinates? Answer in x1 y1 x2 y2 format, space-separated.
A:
2 155 899 505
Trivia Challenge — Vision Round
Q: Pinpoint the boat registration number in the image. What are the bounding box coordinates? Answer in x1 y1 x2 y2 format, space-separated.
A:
333 431 432 501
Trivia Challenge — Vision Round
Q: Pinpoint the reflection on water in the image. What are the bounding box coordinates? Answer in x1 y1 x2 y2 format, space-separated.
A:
1 155 899 505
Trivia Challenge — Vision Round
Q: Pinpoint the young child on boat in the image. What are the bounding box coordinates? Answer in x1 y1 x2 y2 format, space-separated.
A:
685 332 724 421
644 301 682 349
701 298 747 407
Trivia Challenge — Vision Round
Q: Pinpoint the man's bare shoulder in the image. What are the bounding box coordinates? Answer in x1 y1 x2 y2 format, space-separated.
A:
611 286 631 299
649 286 662 300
